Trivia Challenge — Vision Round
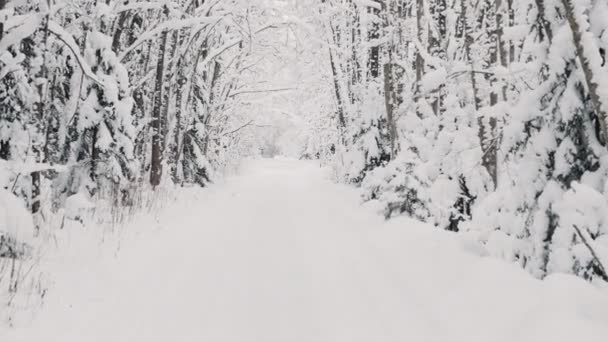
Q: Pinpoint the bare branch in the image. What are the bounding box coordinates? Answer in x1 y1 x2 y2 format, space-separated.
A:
229 88 295 98
221 120 254 137
572 225 608 282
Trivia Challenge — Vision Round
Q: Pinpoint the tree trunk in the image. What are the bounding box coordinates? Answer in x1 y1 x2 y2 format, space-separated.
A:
382 2 398 155
497 0 508 101
150 30 169 188
329 47 346 129
349 1 361 103
0 0 6 41
534 0 553 43
171 59 187 182
31 15 51 222
508 0 515 62
561 0 608 146
462 0 481 110
159 29 179 180
415 0 425 117
479 0 499 188
429 0 447 116
368 1 381 79
0 0 8 161
111 11 130 53
90 125 99 183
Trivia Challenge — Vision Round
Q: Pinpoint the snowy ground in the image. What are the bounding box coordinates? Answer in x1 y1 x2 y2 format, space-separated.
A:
3 158 608 342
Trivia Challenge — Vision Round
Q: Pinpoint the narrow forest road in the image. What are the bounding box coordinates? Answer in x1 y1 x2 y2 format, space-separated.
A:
6 159 608 342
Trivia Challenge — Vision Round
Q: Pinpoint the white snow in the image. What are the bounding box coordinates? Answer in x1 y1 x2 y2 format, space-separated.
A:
0 13 42 53
2 158 608 342
0 188 35 247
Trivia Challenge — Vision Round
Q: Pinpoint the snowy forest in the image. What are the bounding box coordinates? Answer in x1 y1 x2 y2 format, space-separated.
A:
2 0 608 339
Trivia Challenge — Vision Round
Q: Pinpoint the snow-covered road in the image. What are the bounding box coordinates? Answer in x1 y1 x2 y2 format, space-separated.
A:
5 159 608 342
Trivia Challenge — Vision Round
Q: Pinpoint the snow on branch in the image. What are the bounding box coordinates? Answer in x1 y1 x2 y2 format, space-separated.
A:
0 160 69 175
119 16 222 62
0 52 24 81
47 21 103 86
197 23 285 67
354 0 382 10
113 0 176 14
0 15 102 86
0 13 42 53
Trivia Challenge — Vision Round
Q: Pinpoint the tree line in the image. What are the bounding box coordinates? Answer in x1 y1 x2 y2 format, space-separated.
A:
0 0 284 258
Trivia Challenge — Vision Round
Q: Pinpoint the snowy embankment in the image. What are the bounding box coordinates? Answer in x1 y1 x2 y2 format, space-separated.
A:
2 158 608 342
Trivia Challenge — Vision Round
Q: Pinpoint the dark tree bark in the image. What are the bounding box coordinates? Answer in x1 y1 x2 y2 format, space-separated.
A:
161 30 179 151
534 0 553 43
111 7 132 54
329 47 346 129
415 0 425 117
474 0 498 189
0 3 8 163
0 0 6 41
562 0 608 146
349 0 362 102
368 1 381 79
429 0 447 116
150 30 169 187
31 15 51 221
382 1 398 155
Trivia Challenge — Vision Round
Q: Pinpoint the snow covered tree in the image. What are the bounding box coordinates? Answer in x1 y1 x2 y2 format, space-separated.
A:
466 0 608 281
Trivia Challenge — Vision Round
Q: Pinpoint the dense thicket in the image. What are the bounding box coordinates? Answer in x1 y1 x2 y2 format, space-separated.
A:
306 0 608 282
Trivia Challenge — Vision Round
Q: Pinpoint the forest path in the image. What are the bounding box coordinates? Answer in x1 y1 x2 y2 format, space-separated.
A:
6 158 608 342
